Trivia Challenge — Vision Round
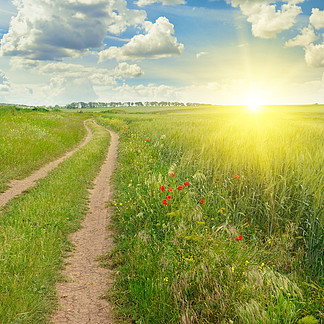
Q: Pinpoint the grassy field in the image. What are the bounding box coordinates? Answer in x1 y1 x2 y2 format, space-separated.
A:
0 105 322 323
62 105 215 113
97 105 323 323
0 106 86 192
0 119 110 323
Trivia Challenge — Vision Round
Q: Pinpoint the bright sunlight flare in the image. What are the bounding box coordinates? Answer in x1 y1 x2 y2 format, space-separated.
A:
247 97 262 113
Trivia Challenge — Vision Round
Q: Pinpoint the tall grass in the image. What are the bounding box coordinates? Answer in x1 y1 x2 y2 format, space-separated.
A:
98 106 323 323
0 120 110 323
0 106 86 192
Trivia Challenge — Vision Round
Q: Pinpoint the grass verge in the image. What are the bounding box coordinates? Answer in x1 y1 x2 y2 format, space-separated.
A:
0 106 87 192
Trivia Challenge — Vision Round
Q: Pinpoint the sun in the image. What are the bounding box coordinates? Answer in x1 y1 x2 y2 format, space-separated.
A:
247 97 262 113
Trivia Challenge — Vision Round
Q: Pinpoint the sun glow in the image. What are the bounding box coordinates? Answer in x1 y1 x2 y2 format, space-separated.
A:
247 96 263 113
248 101 261 113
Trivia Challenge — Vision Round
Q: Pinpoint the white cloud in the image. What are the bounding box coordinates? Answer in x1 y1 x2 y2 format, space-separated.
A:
310 8 324 30
98 17 184 61
285 26 318 47
284 9 324 67
2 77 98 106
196 51 208 59
305 43 324 67
38 61 143 82
0 70 10 92
20 61 144 103
114 62 144 78
227 0 303 38
88 73 116 85
0 0 146 60
107 0 147 35
135 0 185 7
5 57 145 105
43 76 98 105
98 83 180 102
38 62 117 86
9 57 41 70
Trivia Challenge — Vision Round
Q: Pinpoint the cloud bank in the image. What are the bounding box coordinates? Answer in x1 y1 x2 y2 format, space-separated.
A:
309 8 324 30
98 17 184 61
228 0 304 38
135 0 185 6
285 26 318 47
0 0 146 60
114 62 144 78
0 70 10 92
286 8 324 67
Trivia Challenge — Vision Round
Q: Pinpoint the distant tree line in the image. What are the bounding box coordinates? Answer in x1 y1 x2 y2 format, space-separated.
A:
0 103 32 108
64 101 209 109
1 101 211 110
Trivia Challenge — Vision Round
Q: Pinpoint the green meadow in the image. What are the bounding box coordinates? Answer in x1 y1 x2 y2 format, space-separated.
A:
0 106 86 192
0 105 323 323
97 105 323 323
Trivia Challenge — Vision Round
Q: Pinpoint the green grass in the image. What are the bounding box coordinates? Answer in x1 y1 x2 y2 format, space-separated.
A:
97 105 323 323
0 120 110 323
0 106 87 192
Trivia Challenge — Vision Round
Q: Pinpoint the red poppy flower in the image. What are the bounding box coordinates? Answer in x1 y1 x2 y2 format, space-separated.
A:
170 173 175 177
184 182 189 186
160 186 165 191
146 140 150 143
135 147 138 149
216 178 220 181
200 198 205 204
167 195 172 200
177 186 183 191
162 200 168 205
234 174 239 179
168 188 172 192
236 236 242 241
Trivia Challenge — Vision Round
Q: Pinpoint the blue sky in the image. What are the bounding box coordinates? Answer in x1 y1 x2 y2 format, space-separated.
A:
0 0 324 105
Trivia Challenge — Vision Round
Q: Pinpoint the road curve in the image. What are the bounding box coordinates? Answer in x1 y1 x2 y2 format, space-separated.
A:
0 120 93 210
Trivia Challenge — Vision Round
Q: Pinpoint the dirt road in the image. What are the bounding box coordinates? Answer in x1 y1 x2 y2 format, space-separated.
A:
52 127 119 323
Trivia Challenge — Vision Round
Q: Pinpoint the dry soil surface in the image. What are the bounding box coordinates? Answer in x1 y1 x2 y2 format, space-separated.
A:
52 127 119 324
0 120 92 209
